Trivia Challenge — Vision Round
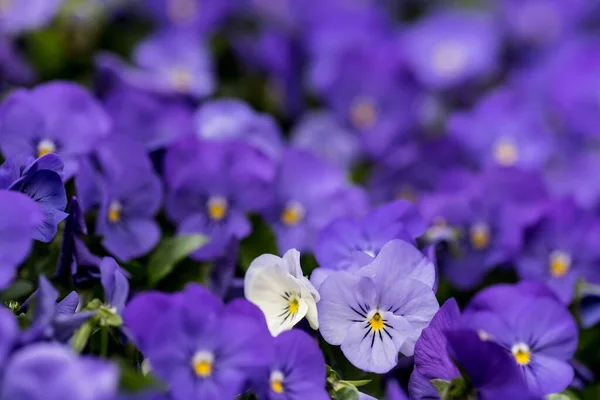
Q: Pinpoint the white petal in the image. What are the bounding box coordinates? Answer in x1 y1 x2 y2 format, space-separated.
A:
282 248 303 278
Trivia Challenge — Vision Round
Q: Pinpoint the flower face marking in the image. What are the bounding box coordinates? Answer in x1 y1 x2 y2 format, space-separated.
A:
37 139 57 157
191 351 214 378
511 342 531 366
549 250 571 278
281 201 305 226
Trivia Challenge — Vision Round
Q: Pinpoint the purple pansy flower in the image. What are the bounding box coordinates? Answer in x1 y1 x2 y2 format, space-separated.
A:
0 82 110 177
97 29 214 99
0 343 118 400
314 199 426 272
142 0 236 33
193 99 284 161
516 198 600 303
0 0 64 35
100 257 130 315
0 154 68 242
0 38 35 86
20 276 93 344
402 10 500 90
544 150 600 209
463 283 578 396
448 86 555 170
318 240 438 373
420 167 547 289
165 140 274 260
0 306 19 373
102 83 194 151
290 111 361 170
261 329 328 400
0 190 43 289
264 148 367 253
124 284 274 400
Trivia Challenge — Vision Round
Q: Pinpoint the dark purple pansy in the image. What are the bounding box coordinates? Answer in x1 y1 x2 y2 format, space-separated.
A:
100 257 130 315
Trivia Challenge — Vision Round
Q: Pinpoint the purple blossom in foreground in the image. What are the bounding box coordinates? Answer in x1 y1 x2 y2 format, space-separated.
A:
0 0 64 35
264 148 367 253
318 240 438 373
464 283 578 396
0 82 110 177
0 343 118 400
124 284 274 400
100 257 130 315
0 190 43 289
260 329 329 400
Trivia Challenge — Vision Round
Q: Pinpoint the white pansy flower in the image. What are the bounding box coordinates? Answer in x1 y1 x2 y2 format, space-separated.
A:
244 249 320 336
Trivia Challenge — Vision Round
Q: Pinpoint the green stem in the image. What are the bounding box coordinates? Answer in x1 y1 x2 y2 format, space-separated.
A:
101 328 109 357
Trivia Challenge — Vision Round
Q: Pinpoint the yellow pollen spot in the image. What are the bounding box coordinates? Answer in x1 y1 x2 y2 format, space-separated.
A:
270 371 285 394
470 222 490 250
494 139 519 166
549 250 571 278
169 67 193 93
369 312 384 331
191 351 214 378
108 201 122 223
281 201 304 226
207 196 227 221
511 343 531 366
350 97 377 130
37 139 56 157
289 298 299 314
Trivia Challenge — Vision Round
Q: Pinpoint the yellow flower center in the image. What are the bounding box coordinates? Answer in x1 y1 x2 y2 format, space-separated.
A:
169 67 193 93
549 250 571 278
432 40 467 77
289 298 299 314
207 196 227 221
350 97 377 130
281 201 305 226
511 343 531 366
270 371 285 394
37 139 56 158
369 312 384 331
494 139 519 166
167 0 197 23
108 201 122 223
191 351 214 378
469 222 490 250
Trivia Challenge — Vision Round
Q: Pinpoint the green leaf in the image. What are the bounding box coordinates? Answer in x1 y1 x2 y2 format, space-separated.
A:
0 280 34 302
332 385 359 400
118 363 162 392
71 320 94 353
430 379 451 398
326 365 341 383
147 235 208 286
339 379 372 388
546 394 571 400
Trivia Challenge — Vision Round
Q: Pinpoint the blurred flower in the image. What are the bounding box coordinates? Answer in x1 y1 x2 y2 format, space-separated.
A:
314 200 426 272
0 38 35 86
464 283 577 396
165 140 274 260
0 190 43 289
318 240 438 373
448 86 555 169
124 284 274 400
516 198 600 303
20 276 93 344
193 99 284 161
0 0 64 35
0 343 118 400
0 82 111 177
142 0 236 33
260 329 328 400
403 10 500 90
103 83 194 151
0 307 18 374
290 111 361 170
264 148 367 253
244 249 319 336
97 29 214 99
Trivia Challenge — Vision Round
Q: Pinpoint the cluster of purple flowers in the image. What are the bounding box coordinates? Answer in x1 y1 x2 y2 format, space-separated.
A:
2 0 600 399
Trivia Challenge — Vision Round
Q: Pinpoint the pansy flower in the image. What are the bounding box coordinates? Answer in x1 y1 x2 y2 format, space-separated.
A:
0 0 64 34
261 329 329 400
463 283 577 396
97 29 214 99
402 10 500 90
264 148 367 253
100 257 130 315
142 0 236 33
0 190 43 289
124 284 274 400
165 139 274 260
245 249 320 336
318 240 438 373
193 98 284 161
0 343 118 400
516 198 600 303
0 81 110 177
0 38 35 86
